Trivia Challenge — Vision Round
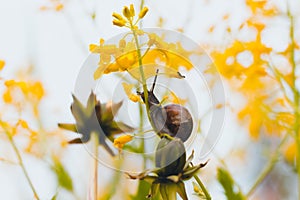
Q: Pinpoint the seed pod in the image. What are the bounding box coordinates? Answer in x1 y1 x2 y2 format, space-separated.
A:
155 137 186 177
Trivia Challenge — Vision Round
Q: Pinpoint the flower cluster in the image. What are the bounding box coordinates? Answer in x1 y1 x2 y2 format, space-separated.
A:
89 4 193 82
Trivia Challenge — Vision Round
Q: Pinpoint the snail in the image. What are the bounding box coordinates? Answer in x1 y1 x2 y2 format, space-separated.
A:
138 70 193 142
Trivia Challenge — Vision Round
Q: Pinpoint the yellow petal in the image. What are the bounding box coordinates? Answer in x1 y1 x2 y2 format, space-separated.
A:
19 120 29 129
284 142 296 165
113 134 133 148
3 90 12 103
122 82 140 102
0 60 5 71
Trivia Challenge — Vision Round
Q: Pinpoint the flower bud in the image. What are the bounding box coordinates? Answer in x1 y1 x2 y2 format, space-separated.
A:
130 4 135 17
155 137 186 177
112 12 124 21
123 6 131 18
138 7 148 19
114 134 133 149
113 19 126 27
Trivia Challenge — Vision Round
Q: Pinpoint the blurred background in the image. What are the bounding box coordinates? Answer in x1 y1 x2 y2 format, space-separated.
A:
0 0 299 199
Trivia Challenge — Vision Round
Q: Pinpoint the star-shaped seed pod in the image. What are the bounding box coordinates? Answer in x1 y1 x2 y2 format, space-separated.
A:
127 136 207 200
58 92 134 156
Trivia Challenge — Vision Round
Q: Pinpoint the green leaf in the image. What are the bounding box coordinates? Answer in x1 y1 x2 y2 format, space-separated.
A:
130 180 154 200
217 168 245 200
51 156 73 192
50 193 58 200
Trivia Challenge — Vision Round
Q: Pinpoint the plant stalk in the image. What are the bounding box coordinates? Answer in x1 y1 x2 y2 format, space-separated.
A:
4 130 40 200
91 132 99 200
246 127 290 197
194 175 211 200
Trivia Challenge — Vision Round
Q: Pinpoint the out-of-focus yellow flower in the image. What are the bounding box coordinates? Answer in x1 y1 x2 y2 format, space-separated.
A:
122 82 140 103
55 3 64 11
170 91 188 105
246 0 277 15
284 142 296 166
113 134 133 149
40 0 64 12
25 131 38 153
18 119 29 129
3 90 12 103
4 80 44 101
193 182 204 196
30 82 44 100
0 60 5 71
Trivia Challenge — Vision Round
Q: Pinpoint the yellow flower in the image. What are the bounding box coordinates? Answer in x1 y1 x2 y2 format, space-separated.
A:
30 82 45 100
0 60 5 71
18 119 29 129
170 91 187 105
122 82 140 102
40 0 64 12
113 134 133 149
246 0 277 15
55 3 64 11
3 90 12 103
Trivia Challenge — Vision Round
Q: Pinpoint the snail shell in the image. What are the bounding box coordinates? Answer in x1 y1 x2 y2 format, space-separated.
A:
150 102 193 142
138 70 193 142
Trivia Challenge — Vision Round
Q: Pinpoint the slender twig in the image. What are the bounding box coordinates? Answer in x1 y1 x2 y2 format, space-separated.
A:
246 133 290 197
3 129 40 200
193 175 211 200
267 63 294 106
130 22 157 134
91 132 99 200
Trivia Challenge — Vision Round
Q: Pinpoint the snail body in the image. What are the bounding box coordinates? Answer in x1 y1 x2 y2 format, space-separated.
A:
138 71 193 142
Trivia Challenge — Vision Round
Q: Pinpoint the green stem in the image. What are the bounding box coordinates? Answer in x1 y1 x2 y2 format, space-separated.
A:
138 101 147 168
194 175 211 200
130 22 156 133
4 131 40 200
246 133 289 197
140 0 145 11
91 132 99 200
288 9 300 200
